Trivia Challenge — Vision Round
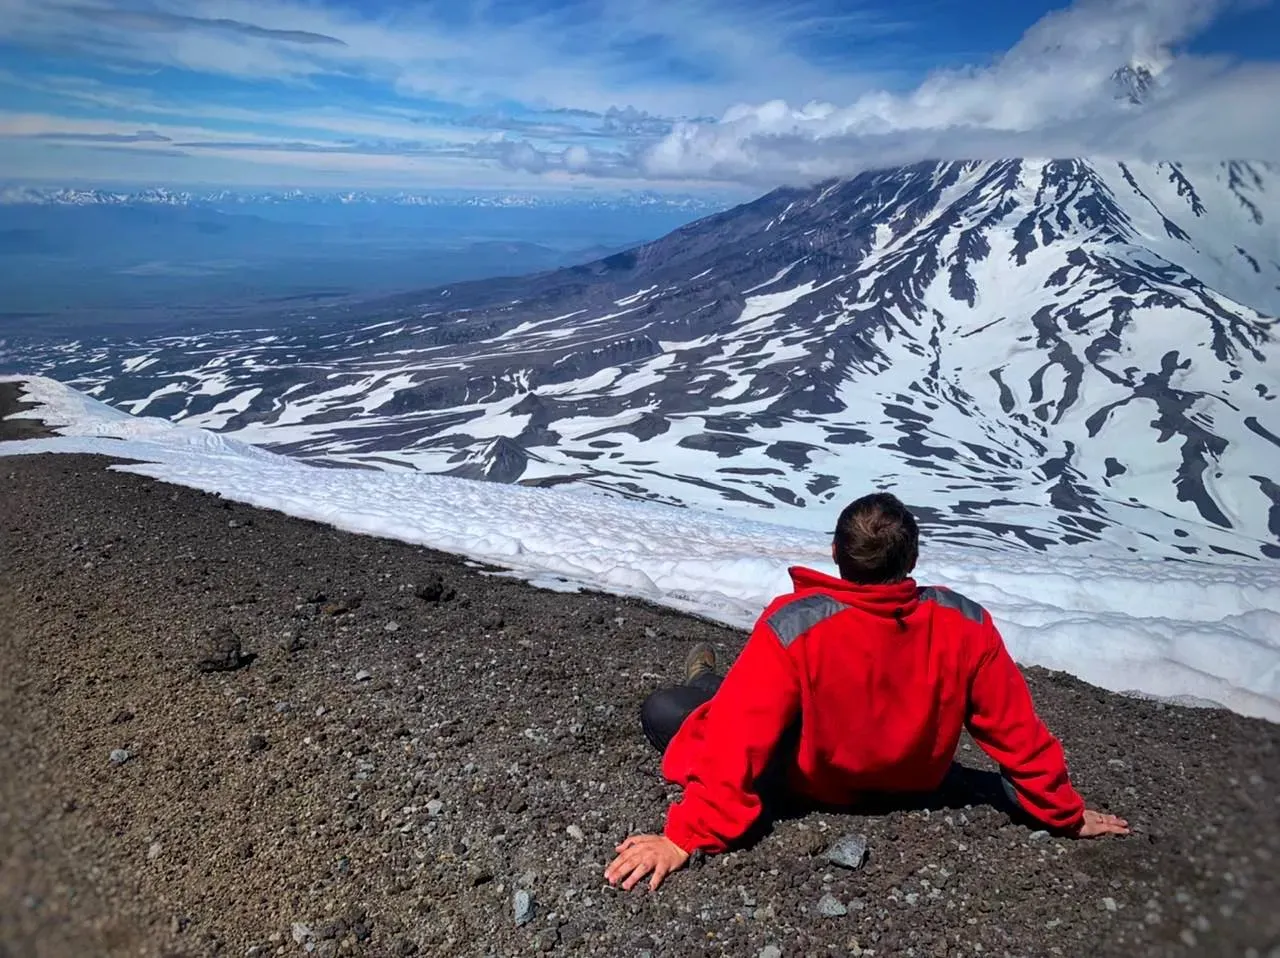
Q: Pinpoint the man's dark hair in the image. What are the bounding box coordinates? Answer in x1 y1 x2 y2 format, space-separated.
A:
833 493 919 584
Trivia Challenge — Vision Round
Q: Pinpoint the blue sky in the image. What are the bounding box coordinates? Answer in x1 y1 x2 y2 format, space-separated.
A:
0 0 1276 190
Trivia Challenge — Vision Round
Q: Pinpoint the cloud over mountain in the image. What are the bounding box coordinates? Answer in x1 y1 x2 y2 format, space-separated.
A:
642 0 1280 184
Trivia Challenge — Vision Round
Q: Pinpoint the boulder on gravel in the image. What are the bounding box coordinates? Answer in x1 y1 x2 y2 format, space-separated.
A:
195 626 249 673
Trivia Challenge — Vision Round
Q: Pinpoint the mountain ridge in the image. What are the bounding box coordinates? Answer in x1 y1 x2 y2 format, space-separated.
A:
10 158 1279 560
0 185 731 213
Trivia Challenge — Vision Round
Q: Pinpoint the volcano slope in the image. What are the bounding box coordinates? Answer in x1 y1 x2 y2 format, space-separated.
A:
2 388 1278 958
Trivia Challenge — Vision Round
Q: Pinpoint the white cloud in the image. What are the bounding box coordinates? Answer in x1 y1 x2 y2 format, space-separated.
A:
641 0 1280 185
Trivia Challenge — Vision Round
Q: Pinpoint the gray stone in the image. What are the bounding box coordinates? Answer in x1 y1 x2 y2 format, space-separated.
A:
196 626 247 673
1102 897 1118 912
514 889 535 926
823 833 869 870
354 669 372 682
759 947 783 958
426 800 444 817
566 825 585 842
109 748 131 765
1029 830 1050 842
385 621 401 633
818 893 848 917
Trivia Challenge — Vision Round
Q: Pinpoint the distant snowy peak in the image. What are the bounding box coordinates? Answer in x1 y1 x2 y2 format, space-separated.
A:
0 185 731 213
1111 56 1169 105
13 159 1280 562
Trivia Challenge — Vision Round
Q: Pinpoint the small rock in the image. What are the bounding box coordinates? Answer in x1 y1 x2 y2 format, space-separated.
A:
566 825 585 842
246 734 269 754
759 946 783 958
415 575 456 604
426 800 444 817
354 670 372 683
109 748 131 765
1102 897 1118 912
196 626 248 673
823 833 869 870
1028 830 1050 842
291 923 312 944
147 842 162 861
513 889 535 926
385 621 401 633
818 893 848 917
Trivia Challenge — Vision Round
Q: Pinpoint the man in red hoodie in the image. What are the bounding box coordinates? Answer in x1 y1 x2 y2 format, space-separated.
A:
605 493 1129 892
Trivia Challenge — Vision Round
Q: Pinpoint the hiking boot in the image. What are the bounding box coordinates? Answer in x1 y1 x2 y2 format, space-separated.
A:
684 642 718 684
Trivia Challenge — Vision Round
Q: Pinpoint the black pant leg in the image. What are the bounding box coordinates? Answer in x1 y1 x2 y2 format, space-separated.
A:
640 676 721 753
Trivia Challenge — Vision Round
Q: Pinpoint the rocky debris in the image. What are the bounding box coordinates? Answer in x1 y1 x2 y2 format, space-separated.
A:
817 894 848 918
414 574 456 604
278 629 305 653
195 626 249 673
823 832 869 870
513 889 535 927
322 592 363 616
108 748 131 765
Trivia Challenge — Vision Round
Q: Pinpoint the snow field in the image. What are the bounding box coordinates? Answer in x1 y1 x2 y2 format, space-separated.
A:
4 375 1278 722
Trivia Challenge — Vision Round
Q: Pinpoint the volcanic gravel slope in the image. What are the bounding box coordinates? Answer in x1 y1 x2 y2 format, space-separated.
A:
2 387 1278 958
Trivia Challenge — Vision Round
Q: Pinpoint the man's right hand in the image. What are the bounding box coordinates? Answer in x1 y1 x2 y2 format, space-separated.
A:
1072 808 1130 838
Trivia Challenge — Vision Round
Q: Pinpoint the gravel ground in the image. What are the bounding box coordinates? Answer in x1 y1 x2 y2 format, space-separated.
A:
2 383 1278 958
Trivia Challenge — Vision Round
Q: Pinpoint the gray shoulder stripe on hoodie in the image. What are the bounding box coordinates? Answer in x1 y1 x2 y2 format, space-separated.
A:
767 594 850 647
918 586 985 625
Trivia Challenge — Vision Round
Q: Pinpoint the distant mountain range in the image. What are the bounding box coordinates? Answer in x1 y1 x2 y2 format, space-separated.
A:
9 159 1279 561
0 185 732 213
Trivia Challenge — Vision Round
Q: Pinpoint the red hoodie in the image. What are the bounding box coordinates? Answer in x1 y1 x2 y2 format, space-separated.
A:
662 566 1085 854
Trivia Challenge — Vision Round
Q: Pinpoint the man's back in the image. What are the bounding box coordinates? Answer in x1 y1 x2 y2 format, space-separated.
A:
606 492 1126 892
661 566 1085 853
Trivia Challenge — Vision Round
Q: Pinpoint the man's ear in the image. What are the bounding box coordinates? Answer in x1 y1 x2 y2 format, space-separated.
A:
830 542 838 563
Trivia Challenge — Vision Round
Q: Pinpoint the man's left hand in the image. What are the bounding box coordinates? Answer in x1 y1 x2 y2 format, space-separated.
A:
604 835 689 891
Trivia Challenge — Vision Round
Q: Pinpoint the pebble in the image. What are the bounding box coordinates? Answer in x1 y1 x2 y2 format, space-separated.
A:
1029 830 1050 842
513 889 535 926
1102 897 1118 912
818 893 849 917
385 621 401 633
426 800 444 817
109 748 131 765
147 842 162 861
291 923 312 944
824 833 869 870
759 947 783 958
566 825 585 842
354 670 372 682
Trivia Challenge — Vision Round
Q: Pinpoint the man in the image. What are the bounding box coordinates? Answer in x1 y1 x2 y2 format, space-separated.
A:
605 493 1129 892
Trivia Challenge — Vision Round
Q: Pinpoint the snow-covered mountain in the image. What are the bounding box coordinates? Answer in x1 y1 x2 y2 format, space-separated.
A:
0 185 729 213
12 159 1279 560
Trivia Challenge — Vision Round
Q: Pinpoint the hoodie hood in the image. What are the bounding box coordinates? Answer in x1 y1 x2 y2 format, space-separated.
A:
788 565 920 621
